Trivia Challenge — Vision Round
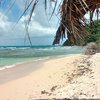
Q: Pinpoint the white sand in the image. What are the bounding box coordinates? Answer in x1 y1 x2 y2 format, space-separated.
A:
0 53 100 100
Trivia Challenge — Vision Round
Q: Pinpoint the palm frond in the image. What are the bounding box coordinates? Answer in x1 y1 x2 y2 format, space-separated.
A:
28 0 38 24
49 0 57 20
53 0 100 46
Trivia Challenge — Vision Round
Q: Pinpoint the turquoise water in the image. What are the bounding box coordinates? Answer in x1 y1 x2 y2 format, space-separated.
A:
0 46 84 68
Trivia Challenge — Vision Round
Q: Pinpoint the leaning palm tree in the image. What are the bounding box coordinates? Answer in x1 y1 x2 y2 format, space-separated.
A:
0 0 100 46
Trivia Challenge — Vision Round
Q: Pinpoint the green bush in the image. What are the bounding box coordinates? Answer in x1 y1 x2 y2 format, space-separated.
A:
84 20 100 45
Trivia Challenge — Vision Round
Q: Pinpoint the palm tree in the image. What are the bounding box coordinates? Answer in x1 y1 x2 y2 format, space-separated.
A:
0 0 100 46
52 0 100 46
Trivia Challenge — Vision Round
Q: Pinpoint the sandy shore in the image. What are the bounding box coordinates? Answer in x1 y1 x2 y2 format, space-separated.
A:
0 53 100 100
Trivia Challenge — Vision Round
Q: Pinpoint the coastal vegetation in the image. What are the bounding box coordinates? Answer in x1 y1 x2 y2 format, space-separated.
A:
84 20 100 45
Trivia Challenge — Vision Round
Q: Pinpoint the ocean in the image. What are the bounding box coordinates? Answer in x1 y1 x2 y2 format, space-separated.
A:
0 46 84 70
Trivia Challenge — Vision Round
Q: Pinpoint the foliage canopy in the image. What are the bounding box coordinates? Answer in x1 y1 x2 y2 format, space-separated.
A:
84 20 100 45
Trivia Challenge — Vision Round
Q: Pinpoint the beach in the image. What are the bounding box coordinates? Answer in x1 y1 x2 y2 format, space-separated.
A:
0 53 100 100
0 0 99 99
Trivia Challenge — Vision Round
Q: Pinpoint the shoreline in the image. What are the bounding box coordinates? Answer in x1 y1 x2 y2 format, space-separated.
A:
0 57 49 84
0 57 50 71
0 54 79 84
0 53 79 71
0 53 100 99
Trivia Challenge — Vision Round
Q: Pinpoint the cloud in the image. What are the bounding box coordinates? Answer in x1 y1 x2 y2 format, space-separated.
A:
0 12 11 36
0 11 57 36
0 11 57 45
0 12 9 29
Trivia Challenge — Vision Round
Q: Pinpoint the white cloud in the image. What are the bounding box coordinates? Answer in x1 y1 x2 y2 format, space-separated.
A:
0 12 9 29
0 11 56 39
0 13 56 36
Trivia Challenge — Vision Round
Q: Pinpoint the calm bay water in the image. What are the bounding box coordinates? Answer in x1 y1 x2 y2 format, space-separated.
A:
0 46 84 69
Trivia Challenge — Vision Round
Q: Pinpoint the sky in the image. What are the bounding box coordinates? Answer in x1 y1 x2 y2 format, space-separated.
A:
0 0 99 46
0 0 61 46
